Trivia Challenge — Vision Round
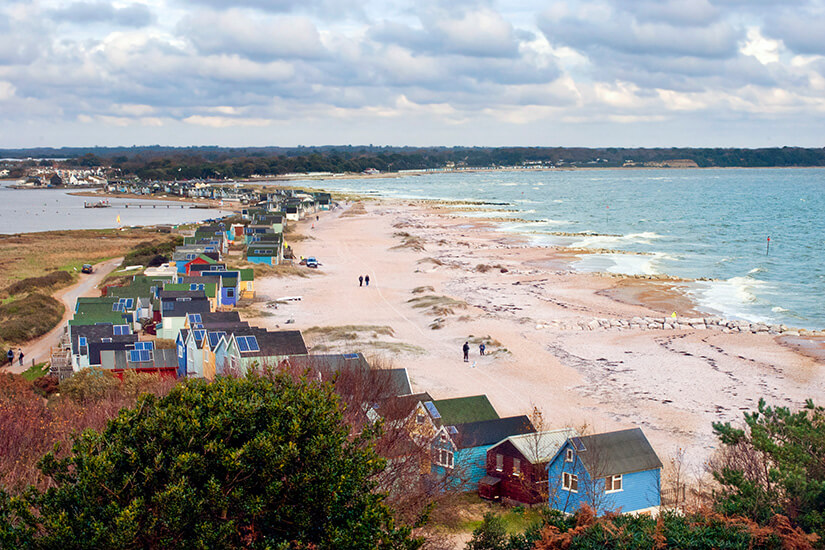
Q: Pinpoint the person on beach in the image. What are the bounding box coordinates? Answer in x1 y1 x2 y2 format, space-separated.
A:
479 343 486 356
365 275 370 286
6 349 13 366
18 349 24 366
463 342 470 362
359 275 363 287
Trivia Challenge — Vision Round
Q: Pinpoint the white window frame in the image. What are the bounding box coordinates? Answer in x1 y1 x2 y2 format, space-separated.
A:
435 449 454 469
495 453 504 472
605 474 623 493
565 449 574 462
513 458 521 477
562 472 578 493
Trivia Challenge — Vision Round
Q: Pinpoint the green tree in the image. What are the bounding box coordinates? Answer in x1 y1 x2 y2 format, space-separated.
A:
1 373 422 549
712 399 825 539
466 513 509 550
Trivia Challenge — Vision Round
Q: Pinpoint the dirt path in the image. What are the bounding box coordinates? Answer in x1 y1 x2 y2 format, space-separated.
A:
2 257 123 374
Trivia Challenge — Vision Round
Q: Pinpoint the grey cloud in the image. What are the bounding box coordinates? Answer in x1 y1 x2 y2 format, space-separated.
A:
613 0 721 27
539 11 741 59
48 2 154 27
369 9 521 58
177 0 365 20
177 11 326 61
764 12 825 55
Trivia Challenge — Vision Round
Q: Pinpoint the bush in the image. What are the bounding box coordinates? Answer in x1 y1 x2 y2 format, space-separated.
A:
2 271 72 297
121 237 181 268
31 376 59 397
0 294 64 343
1 373 423 549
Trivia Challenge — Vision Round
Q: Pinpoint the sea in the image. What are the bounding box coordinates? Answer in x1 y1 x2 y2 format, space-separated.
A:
0 182 231 234
296 168 825 330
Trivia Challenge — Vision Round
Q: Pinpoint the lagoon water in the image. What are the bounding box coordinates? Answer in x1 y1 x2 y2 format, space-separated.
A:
0 182 230 235
306 168 825 329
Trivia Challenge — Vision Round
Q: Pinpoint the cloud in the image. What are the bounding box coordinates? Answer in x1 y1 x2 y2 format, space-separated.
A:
370 9 521 58
48 2 154 27
177 11 326 61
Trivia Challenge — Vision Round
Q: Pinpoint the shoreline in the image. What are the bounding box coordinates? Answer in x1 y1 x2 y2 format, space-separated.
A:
250 197 824 471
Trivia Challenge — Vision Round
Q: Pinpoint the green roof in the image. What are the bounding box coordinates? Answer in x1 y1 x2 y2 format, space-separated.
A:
71 301 131 326
431 395 500 426
164 282 217 298
107 275 170 299
239 268 254 282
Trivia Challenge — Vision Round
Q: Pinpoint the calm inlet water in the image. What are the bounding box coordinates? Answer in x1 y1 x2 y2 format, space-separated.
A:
0 183 231 234
303 168 825 329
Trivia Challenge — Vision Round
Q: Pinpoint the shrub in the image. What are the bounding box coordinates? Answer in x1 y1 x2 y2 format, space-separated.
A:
0 294 64 343
2 271 72 297
1 373 423 549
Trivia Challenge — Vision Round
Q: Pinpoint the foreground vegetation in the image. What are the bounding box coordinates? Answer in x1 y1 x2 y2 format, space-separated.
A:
0 371 422 549
1 363 822 549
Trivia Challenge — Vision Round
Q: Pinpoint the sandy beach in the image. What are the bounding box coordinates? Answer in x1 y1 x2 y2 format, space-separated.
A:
252 200 825 472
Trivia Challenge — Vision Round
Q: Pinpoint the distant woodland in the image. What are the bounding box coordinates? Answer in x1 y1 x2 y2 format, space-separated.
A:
3 145 825 180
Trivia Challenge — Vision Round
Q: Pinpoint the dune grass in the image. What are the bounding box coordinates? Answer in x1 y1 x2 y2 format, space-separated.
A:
408 294 468 316
304 325 395 342
412 285 435 294
340 202 367 217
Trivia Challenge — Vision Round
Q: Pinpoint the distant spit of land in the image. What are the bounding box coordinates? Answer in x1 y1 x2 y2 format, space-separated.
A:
2 145 825 182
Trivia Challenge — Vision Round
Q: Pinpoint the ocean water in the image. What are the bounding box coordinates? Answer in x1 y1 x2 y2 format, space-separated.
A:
0 182 231 234
302 168 825 329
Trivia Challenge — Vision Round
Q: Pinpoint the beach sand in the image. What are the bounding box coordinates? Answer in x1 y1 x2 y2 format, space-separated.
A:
253 200 825 471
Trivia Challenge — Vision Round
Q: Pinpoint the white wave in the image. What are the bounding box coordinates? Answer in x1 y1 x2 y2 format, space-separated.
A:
748 267 766 274
573 252 665 276
688 277 772 323
569 231 665 248
553 199 564 203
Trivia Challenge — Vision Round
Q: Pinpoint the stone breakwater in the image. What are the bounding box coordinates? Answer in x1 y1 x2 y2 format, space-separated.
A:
535 316 824 337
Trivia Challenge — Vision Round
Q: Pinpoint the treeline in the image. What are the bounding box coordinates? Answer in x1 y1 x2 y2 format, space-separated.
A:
4 146 825 181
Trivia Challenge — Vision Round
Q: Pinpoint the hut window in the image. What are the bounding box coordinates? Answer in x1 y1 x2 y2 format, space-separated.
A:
495 453 503 472
605 474 623 493
563 473 578 493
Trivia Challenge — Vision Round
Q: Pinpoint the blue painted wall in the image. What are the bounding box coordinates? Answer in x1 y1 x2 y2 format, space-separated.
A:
175 332 187 378
431 441 496 492
547 440 661 515
246 256 275 265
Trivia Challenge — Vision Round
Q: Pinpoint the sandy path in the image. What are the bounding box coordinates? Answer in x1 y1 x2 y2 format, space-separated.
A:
255 202 825 471
2 257 123 373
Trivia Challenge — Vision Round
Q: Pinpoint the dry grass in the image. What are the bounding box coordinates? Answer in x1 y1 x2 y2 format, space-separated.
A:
340 202 367 217
247 263 320 279
304 325 395 342
0 228 178 289
408 295 468 316
391 232 426 252
412 285 435 294
417 257 444 266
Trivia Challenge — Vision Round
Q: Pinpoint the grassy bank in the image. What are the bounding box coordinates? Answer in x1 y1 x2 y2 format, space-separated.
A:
0 228 180 351
0 228 180 289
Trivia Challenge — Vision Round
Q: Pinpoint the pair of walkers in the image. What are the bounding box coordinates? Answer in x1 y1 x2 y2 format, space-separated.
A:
462 342 486 362
6 348 24 366
358 275 371 287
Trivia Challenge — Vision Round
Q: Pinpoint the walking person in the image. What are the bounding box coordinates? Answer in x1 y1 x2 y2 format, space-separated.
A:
479 342 486 356
18 348 24 366
463 341 470 362
358 275 363 287
365 274 370 286
6 348 13 366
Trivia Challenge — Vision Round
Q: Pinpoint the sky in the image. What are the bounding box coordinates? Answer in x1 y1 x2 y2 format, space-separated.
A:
1 0 824 148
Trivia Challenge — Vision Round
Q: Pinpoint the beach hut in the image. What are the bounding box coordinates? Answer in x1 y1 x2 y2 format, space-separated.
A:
547 428 663 516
